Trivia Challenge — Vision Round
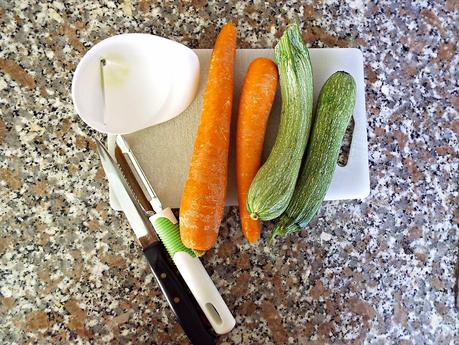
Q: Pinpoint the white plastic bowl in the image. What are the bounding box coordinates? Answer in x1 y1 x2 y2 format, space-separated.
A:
71 34 200 134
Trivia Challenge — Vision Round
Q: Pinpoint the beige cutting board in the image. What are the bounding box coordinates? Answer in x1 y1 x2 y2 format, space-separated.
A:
108 48 369 210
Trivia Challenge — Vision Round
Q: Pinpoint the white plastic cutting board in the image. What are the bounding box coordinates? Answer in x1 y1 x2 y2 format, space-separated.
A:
108 48 369 210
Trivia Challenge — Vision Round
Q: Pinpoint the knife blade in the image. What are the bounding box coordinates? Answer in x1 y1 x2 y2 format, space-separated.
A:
95 139 216 345
115 135 236 335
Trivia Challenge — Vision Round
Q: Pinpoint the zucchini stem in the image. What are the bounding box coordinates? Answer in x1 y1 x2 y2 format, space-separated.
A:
269 225 285 245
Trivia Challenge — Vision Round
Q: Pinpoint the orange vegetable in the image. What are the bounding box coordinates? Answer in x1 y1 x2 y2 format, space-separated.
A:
236 58 278 244
180 23 237 251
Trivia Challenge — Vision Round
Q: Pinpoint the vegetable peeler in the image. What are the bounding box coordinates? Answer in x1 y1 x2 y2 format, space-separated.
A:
95 139 216 345
115 135 235 335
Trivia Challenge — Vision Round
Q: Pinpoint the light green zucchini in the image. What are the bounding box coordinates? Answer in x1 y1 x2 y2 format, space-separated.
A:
246 23 314 221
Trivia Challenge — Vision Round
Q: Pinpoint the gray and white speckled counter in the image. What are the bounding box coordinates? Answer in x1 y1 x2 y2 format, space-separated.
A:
1 1 458 344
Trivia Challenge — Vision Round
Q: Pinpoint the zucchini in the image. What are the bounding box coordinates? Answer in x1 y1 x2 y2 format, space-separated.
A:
272 71 356 238
246 23 314 221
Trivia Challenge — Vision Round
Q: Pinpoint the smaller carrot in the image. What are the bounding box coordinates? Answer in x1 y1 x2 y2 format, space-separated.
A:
236 58 278 244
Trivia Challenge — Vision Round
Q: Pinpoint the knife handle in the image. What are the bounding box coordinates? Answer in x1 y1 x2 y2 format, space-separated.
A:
143 242 216 345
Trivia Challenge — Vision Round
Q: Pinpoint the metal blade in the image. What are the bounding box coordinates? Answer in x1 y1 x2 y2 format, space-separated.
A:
115 145 152 213
100 59 107 126
95 139 158 243
116 135 163 213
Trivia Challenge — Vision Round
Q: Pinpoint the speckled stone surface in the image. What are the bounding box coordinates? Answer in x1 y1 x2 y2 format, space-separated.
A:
1 1 458 344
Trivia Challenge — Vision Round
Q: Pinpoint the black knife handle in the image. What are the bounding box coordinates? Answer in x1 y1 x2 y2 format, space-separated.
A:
143 242 216 345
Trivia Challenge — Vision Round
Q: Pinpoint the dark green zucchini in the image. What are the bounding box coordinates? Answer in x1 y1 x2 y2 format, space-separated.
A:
246 23 314 221
272 71 356 238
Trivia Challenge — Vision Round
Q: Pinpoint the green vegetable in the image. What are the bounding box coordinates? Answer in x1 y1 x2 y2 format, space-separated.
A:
272 71 356 239
246 23 314 221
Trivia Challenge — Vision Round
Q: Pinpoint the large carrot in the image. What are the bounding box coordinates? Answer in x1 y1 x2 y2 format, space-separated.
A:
236 58 278 244
180 23 237 251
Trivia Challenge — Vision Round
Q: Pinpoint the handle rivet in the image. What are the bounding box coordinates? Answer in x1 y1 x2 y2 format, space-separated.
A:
173 297 180 304
160 273 167 279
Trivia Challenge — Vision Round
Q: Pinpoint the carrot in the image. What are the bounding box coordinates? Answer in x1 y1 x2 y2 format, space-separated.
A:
236 58 278 244
179 23 237 251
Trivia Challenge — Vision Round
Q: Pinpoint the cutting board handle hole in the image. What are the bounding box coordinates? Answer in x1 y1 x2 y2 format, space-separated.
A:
337 117 354 167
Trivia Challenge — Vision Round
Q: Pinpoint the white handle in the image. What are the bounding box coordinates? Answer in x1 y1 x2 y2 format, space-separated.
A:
150 208 235 334
173 252 235 334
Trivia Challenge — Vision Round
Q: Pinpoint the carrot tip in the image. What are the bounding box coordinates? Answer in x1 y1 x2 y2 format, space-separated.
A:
247 237 259 245
193 249 206 257
249 212 259 221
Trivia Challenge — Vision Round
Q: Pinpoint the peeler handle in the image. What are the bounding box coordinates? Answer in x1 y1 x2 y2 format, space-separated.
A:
150 209 235 335
173 252 236 334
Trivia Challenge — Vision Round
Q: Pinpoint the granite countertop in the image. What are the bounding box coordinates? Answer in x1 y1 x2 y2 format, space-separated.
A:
1 1 458 344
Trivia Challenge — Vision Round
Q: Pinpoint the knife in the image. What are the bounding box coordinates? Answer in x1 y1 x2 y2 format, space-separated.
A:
115 135 236 335
95 139 216 345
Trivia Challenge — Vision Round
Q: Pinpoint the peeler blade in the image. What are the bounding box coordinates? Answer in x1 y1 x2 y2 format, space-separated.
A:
116 135 163 213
